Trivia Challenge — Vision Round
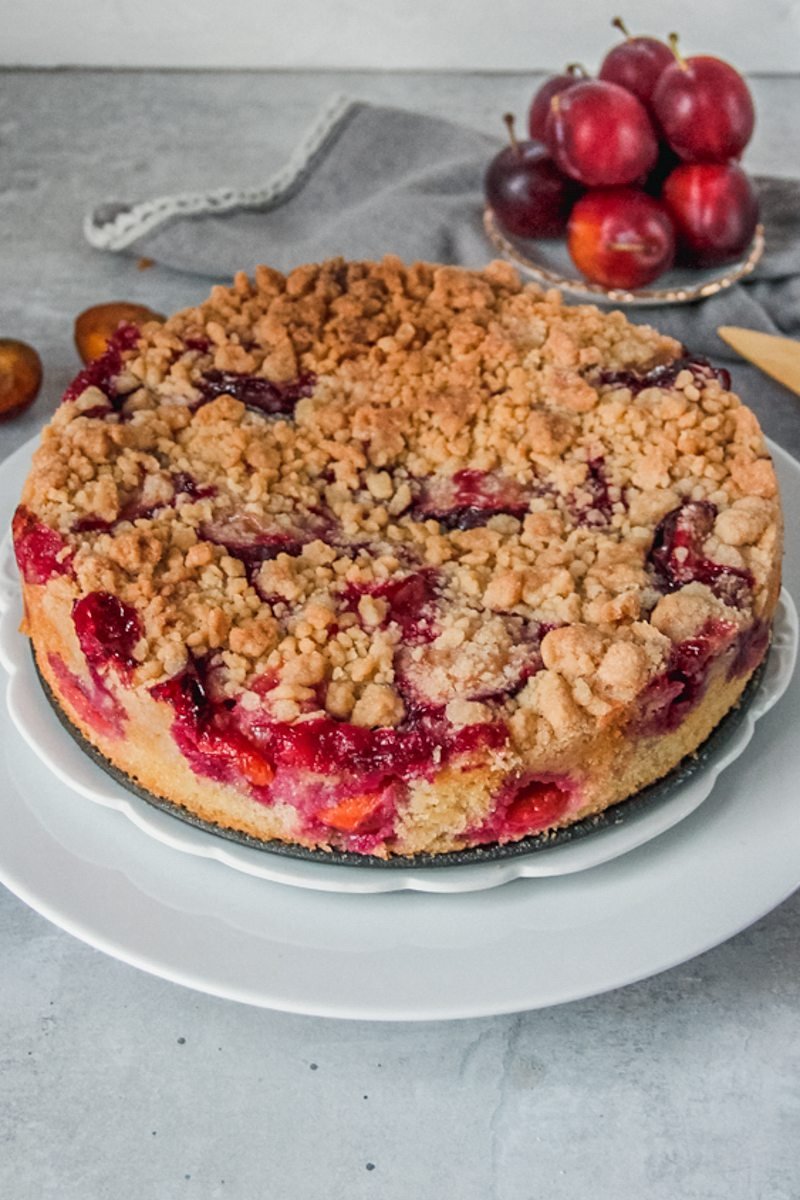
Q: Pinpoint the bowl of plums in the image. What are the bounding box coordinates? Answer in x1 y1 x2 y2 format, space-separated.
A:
483 18 764 305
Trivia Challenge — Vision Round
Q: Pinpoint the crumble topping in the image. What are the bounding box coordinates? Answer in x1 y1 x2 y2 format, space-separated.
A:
19 257 779 745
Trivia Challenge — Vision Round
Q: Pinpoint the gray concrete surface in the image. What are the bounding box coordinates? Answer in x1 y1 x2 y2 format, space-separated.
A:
0 69 798 1200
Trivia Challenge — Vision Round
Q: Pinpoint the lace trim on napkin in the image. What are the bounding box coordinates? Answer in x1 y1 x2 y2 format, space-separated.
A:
84 93 356 251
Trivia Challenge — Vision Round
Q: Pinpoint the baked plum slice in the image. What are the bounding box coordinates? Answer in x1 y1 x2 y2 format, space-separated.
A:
72 472 217 533
633 616 738 735
202 509 332 566
648 500 753 607
48 652 127 741
468 773 576 843
72 592 142 681
312 779 405 852
195 370 316 418
502 777 573 835
151 664 274 790
412 469 530 530
568 457 617 528
240 705 508 788
172 472 216 502
346 570 548 710
61 323 141 409
154 656 509 828
395 613 547 710
12 505 74 584
342 570 440 643
597 354 731 394
47 592 142 742
316 788 394 835
265 714 508 853
729 618 771 679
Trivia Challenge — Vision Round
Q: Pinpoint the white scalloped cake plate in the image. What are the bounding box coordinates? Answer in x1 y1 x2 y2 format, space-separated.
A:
1 436 799 1018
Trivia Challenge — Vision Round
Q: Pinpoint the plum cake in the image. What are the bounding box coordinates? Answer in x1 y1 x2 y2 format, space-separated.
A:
13 257 781 858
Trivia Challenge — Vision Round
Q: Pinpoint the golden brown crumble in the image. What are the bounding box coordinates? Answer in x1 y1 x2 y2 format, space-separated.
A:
20 257 780 742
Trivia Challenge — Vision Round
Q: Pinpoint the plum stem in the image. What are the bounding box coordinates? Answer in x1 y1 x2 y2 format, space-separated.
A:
612 16 631 38
668 32 687 70
565 62 590 77
503 113 520 157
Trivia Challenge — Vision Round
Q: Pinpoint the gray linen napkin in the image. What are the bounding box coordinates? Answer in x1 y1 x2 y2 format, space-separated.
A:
85 96 800 446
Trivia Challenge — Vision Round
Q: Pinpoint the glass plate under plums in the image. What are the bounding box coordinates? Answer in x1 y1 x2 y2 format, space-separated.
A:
483 206 765 307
